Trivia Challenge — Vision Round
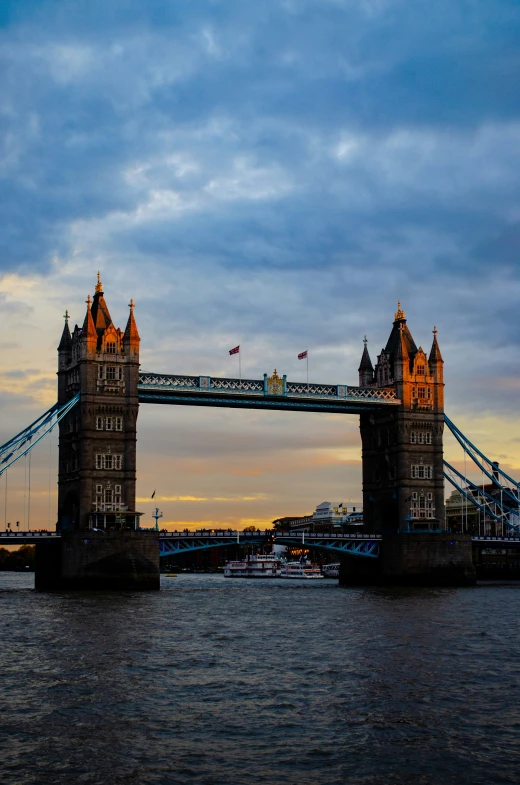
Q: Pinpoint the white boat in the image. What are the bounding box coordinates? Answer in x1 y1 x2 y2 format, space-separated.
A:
321 563 340 578
224 553 281 578
279 560 324 579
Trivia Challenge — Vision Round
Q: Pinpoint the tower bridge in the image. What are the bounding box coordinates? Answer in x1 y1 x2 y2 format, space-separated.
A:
3 277 517 588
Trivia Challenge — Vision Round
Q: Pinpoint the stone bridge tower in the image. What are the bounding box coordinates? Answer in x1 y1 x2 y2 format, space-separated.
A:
57 273 141 532
358 303 444 534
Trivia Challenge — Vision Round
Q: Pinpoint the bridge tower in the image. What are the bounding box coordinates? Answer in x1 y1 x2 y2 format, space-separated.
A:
341 303 475 585
57 273 141 532
36 274 159 590
358 303 444 534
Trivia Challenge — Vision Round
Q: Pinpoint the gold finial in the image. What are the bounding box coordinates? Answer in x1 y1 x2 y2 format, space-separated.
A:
394 301 405 321
363 335 368 347
95 271 102 293
129 298 135 311
63 309 69 323
86 294 92 307
272 368 280 379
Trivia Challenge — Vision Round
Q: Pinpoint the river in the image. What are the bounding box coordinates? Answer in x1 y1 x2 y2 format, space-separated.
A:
1 572 519 784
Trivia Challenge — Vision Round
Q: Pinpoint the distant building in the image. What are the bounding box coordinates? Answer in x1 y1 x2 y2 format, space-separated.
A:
446 482 518 536
272 501 363 533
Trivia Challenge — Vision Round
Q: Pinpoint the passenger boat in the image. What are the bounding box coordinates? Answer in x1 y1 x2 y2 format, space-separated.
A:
224 553 281 578
279 560 324 579
321 563 340 578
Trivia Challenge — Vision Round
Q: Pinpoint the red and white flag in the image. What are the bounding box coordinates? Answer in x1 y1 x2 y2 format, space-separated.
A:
229 345 240 355
298 350 308 360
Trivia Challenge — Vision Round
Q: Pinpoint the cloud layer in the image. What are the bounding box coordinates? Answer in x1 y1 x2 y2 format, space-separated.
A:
1 0 520 528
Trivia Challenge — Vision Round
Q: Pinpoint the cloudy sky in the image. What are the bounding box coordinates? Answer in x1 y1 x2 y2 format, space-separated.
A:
1 0 520 530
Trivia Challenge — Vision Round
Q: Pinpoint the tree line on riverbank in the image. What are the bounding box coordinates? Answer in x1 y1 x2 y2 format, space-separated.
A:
0 546 35 571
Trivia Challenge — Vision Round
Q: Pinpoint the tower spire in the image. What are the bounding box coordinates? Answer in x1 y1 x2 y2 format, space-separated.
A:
123 298 140 347
358 335 374 386
429 325 443 364
58 309 72 351
82 293 97 345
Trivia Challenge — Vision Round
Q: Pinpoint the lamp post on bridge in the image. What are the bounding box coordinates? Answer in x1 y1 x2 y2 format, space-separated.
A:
152 508 163 532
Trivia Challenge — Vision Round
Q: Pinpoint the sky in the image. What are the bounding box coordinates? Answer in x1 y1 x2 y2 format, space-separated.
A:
1 0 520 530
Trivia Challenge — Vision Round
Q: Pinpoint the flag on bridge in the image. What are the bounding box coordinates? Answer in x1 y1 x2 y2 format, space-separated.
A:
229 345 240 355
298 350 308 360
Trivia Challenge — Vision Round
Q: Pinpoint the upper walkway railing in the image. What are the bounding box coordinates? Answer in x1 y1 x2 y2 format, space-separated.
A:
137 373 400 413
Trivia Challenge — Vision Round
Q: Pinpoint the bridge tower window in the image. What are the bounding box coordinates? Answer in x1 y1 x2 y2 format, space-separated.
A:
106 342 116 354
96 416 103 430
106 417 113 431
106 367 116 381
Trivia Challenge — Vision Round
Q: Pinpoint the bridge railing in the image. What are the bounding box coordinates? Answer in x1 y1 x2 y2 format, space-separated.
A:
138 373 400 404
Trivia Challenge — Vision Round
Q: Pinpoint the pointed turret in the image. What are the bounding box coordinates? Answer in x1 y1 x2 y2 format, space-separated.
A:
123 299 140 354
58 310 72 352
429 326 443 364
358 336 374 386
393 321 410 381
90 272 113 342
82 294 97 353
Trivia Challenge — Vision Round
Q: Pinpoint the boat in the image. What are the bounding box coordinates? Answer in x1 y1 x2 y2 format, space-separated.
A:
165 573 177 577
321 563 340 578
224 553 281 578
279 560 324 579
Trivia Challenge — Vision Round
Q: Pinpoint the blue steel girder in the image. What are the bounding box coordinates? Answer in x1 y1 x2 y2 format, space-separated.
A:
159 535 267 556
274 536 381 558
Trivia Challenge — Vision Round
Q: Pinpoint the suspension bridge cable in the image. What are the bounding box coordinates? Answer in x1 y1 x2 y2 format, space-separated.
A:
444 415 519 506
3 470 6 532
48 435 52 530
28 445 32 532
0 394 80 479
23 453 27 530
0 404 58 458
445 415 520 490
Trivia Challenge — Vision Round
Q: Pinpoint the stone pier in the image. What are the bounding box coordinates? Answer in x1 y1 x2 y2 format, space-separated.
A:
339 533 476 586
35 531 160 591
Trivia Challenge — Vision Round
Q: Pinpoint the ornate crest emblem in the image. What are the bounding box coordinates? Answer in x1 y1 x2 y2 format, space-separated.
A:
267 369 284 396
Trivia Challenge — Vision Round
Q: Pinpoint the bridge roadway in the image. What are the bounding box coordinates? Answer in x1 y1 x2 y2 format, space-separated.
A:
2 531 520 560
137 372 400 414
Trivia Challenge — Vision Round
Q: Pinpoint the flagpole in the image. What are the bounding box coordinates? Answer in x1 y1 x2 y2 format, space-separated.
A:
306 352 309 388
239 349 241 381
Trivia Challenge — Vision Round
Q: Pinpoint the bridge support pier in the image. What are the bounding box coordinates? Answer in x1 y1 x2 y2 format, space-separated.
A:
339 533 475 586
35 531 160 591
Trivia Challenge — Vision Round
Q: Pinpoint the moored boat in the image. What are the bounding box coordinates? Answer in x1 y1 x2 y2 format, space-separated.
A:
279 560 324 579
224 553 281 578
321 563 340 578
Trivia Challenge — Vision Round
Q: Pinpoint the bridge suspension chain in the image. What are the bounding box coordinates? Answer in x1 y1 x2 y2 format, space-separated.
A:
443 415 520 533
0 393 80 479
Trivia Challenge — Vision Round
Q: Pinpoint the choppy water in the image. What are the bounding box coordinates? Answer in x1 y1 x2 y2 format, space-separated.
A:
1 573 520 785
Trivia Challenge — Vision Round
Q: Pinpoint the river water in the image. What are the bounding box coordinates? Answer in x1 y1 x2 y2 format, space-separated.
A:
1 573 519 785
